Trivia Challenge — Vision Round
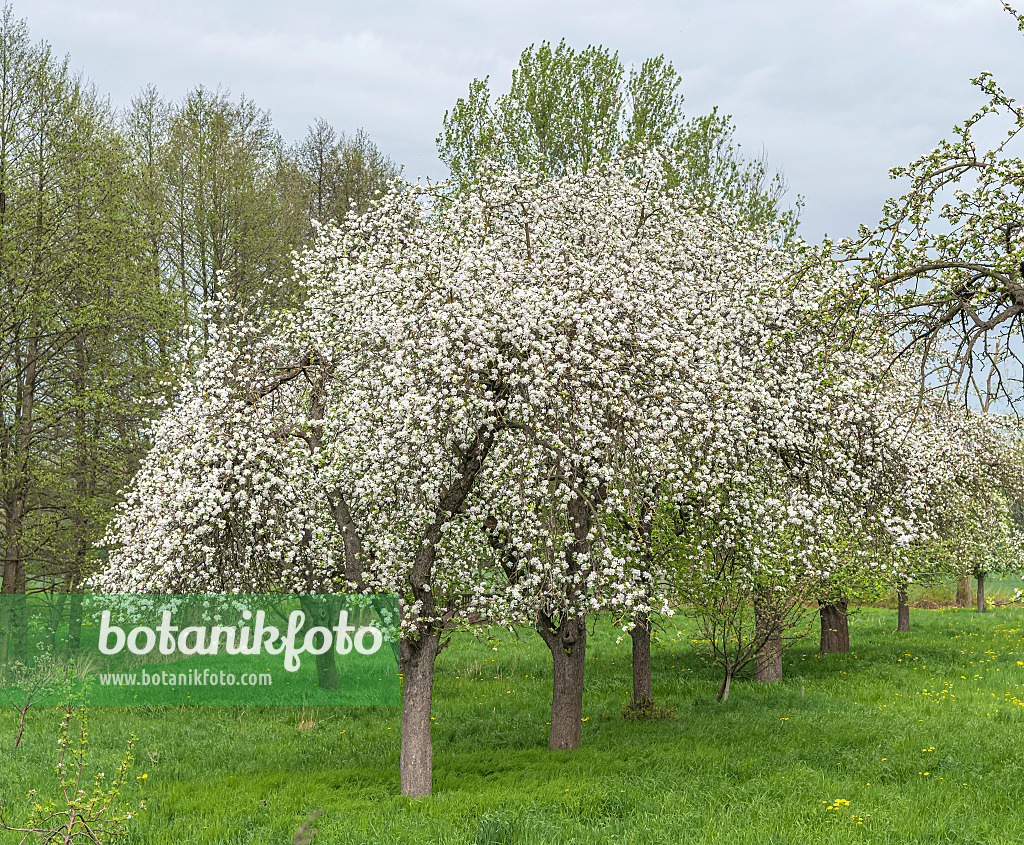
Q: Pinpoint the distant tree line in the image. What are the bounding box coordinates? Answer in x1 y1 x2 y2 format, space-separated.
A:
0 5 399 640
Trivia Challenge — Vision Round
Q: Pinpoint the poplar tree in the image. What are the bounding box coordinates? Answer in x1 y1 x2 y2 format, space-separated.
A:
438 40 801 241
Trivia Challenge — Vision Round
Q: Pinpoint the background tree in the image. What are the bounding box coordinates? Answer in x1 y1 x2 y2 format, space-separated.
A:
890 448 1023 628
121 84 175 361
159 86 305 325
294 119 401 235
438 40 801 240
846 3 1024 415
934 420 1024 614
0 7 171 661
644 236 1009 689
120 96 402 335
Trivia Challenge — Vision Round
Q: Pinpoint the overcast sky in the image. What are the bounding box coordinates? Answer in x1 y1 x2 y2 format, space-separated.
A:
26 0 1024 242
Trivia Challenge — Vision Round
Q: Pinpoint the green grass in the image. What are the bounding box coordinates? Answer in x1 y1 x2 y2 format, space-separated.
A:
4 604 1024 844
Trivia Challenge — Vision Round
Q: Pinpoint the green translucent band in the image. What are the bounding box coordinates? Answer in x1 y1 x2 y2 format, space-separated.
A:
0 594 399 705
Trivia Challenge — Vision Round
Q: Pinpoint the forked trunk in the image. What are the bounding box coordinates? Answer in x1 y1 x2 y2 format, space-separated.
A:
753 598 782 682
538 613 587 750
399 632 441 797
717 667 733 703
630 611 653 705
976 572 986 613
897 583 910 632
819 598 850 653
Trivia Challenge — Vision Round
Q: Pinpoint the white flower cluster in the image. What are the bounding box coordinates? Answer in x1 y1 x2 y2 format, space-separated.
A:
93 151 1021 638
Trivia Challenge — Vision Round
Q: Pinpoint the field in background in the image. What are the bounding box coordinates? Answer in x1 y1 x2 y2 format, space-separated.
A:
877 572 1024 610
3 601 1024 844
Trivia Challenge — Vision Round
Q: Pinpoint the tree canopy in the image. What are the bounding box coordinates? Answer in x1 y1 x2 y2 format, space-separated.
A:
845 3 1024 414
89 146 1007 791
438 40 801 240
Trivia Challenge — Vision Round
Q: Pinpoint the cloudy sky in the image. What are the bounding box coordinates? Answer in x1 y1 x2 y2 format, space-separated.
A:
26 0 1023 242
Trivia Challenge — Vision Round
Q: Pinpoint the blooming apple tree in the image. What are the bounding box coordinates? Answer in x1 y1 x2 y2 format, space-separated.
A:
909 405 1024 616
95 144 1012 791
656 244 980 695
97 152 781 790
842 4 1024 415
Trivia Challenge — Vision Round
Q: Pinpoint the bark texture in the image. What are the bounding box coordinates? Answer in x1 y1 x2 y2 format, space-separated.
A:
399 632 441 797
976 572 986 613
630 611 653 705
819 598 850 653
897 584 910 633
753 598 783 682
536 486 596 750
538 613 587 750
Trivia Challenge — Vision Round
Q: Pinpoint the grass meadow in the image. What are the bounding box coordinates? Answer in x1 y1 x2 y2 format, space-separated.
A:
3 576 1024 844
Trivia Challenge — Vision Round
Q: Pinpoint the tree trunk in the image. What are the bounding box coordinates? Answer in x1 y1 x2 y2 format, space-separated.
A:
0 599 11 664
753 598 783 682
67 336 92 658
0 593 26 665
628 496 655 707
46 591 67 652
819 598 850 653
956 577 971 608
68 592 83 654
301 596 341 691
399 631 440 798
315 650 340 691
535 484 594 750
897 583 910 632
976 572 986 613
717 667 733 703
397 423 494 797
0 522 27 663
1 495 25 601
1 325 37 664
630 611 653 705
538 612 587 750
